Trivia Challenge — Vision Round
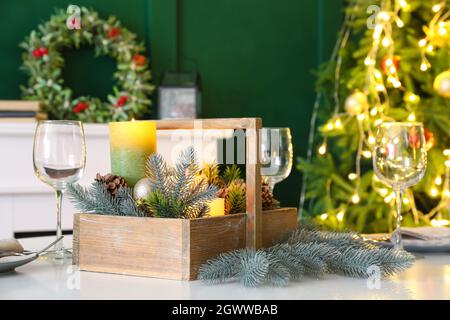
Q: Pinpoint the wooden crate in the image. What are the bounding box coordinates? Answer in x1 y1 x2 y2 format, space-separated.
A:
73 208 297 280
72 118 299 280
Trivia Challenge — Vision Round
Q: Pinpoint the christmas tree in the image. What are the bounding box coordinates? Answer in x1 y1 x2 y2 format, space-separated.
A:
298 0 450 233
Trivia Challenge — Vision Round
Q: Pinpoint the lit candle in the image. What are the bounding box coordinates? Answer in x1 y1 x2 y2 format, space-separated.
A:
208 198 225 216
109 120 157 187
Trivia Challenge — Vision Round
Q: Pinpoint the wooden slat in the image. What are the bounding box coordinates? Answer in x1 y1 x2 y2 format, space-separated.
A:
156 118 261 130
261 207 298 247
245 118 262 249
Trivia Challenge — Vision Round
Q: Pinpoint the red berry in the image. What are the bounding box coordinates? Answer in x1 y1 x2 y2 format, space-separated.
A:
32 47 48 58
108 27 121 39
73 102 89 113
132 54 146 66
116 96 128 107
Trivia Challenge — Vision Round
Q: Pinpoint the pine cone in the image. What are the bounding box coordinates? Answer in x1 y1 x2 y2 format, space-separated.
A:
95 173 128 196
262 181 278 210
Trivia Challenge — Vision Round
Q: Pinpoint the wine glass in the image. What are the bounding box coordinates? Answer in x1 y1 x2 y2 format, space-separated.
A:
33 120 86 259
260 127 293 193
373 122 427 250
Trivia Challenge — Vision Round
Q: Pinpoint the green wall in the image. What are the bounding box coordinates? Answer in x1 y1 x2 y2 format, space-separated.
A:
0 0 343 207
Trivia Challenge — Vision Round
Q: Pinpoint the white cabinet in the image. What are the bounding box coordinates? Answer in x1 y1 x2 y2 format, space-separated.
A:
0 122 110 238
0 122 229 238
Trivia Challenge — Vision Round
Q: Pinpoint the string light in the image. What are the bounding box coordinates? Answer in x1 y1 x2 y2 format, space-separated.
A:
403 197 409 204
431 219 449 227
426 44 434 52
370 107 378 116
382 37 392 47
378 11 390 21
336 210 345 222
362 150 372 158
348 173 358 180
368 135 376 144
357 113 365 121
407 113 416 121
334 118 342 129
379 188 389 197
375 119 383 126
320 213 328 220
435 176 443 185
326 122 334 130
399 0 408 8
443 149 450 156
445 160 450 167
432 4 442 13
351 193 360 204
396 19 404 28
430 187 439 197
420 62 429 71
418 38 427 47
318 143 327 155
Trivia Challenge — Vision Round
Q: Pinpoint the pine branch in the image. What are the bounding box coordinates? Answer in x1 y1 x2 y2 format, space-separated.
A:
222 164 241 185
198 225 416 287
66 183 97 213
146 153 170 194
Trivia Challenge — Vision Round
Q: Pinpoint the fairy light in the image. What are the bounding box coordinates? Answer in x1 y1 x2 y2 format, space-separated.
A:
406 93 420 103
379 188 389 197
389 65 397 74
375 119 383 126
334 118 342 129
385 58 393 67
382 37 391 47
420 62 429 71
396 19 404 28
348 173 358 180
374 69 382 79
368 135 376 145
320 213 328 220
370 107 378 116
378 11 390 21
326 122 334 130
376 84 385 91
373 24 383 39
407 113 416 121
399 0 408 8
357 113 365 121
362 150 372 158
418 38 427 47
318 143 327 155
384 193 393 203
351 193 360 204
403 197 409 204
364 57 375 66
426 44 434 53
435 176 443 186
444 149 450 156
432 4 442 13
431 219 449 227
336 210 345 222
430 187 439 197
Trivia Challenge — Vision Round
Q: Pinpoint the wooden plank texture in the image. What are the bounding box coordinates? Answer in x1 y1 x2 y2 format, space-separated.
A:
156 118 261 130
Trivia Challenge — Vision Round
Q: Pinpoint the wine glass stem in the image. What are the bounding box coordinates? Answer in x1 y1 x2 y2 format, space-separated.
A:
55 189 64 253
393 187 403 250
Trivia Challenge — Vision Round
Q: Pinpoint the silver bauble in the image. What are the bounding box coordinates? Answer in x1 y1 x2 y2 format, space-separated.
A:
133 177 155 201
433 70 450 99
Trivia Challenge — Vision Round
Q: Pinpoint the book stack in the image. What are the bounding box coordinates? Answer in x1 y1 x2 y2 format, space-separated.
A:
0 101 47 122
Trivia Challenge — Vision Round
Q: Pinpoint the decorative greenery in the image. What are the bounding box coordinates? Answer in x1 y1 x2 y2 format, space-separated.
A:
144 147 219 218
297 0 450 232
20 6 154 122
198 224 415 287
225 180 247 214
67 180 146 217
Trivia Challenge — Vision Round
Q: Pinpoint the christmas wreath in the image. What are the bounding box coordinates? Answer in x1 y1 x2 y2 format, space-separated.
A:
20 7 154 122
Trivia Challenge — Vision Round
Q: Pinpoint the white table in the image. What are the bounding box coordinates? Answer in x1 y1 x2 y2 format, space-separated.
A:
1 236 450 300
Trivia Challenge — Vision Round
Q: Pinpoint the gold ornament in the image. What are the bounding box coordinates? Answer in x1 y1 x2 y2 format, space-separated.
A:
433 70 450 98
344 91 368 116
424 22 450 48
133 177 155 201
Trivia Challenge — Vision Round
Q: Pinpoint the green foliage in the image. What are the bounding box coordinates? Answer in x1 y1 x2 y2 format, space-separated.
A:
297 0 450 232
225 181 247 214
198 225 415 287
67 181 146 217
144 147 218 218
222 164 242 186
20 7 153 122
200 162 222 187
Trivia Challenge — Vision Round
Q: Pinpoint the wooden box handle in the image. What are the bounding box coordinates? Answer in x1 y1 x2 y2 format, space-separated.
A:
156 118 263 249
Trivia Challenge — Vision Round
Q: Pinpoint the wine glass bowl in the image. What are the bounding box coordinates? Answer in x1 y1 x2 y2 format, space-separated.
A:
33 120 86 259
373 122 427 249
260 127 293 192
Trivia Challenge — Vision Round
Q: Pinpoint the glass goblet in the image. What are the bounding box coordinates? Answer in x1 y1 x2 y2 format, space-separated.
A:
373 122 427 250
260 127 293 193
33 120 86 259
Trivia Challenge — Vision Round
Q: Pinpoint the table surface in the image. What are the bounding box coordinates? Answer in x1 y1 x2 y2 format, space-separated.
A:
1 236 450 300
